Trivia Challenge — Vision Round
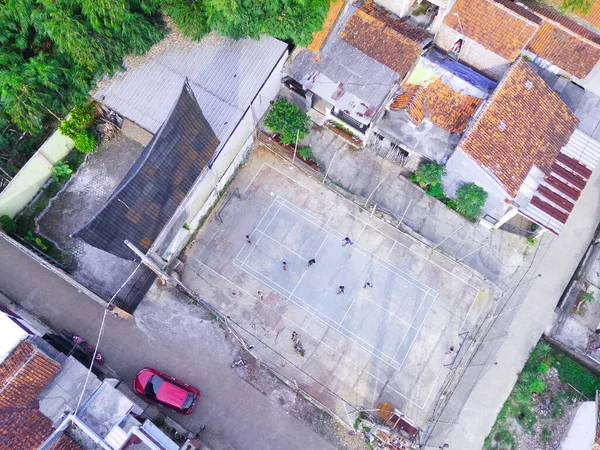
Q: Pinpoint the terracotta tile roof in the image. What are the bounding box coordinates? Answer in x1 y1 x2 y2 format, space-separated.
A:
443 0 540 60
307 0 345 52
575 1 600 30
0 340 61 409
459 58 578 197
390 79 484 133
340 2 430 76
527 20 600 78
0 410 81 450
522 0 600 44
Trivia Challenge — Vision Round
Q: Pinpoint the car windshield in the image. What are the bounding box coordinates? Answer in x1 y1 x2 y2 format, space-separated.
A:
182 392 195 412
144 375 163 397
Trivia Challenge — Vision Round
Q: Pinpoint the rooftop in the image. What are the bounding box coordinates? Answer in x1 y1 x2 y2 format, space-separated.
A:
389 50 495 133
94 33 288 149
340 1 431 76
443 0 540 61
459 57 579 197
75 81 219 261
307 0 345 52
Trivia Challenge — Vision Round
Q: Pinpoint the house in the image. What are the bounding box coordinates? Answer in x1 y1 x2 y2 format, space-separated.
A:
0 323 82 450
0 305 191 450
373 47 497 164
435 0 600 92
92 34 288 263
442 57 600 235
287 0 433 140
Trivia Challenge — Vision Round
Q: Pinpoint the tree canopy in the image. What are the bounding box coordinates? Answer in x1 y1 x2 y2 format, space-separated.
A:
0 0 165 180
164 0 331 46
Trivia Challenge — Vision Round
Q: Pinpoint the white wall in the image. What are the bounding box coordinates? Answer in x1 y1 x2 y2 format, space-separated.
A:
435 25 511 80
374 0 412 17
158 50 288 261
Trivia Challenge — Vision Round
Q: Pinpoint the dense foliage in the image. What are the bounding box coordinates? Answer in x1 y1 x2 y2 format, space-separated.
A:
454 182 488 221
164 0 330 45
264 98 310 145
0 0 165 178
561 0 593 14
410 162 446 189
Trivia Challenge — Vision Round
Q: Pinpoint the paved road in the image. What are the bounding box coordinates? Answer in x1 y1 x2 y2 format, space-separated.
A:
445 167 600 448
0 236 335 450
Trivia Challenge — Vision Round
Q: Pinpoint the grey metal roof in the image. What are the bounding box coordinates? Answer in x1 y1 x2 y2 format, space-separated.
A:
95 35 288 141
75 80 220 260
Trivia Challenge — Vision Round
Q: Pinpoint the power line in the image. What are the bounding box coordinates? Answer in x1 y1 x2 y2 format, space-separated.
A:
73 263 142 415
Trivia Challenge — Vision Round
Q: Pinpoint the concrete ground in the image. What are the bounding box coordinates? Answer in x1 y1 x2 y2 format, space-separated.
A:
303 122 528 287
38 120 151 299
0 235 339 450
445 160 600 448
182 145 493 430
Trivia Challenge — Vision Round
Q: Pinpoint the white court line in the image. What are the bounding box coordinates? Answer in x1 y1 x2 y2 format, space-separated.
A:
243 203 283 265
386 241 396 259
195 258 431 410
256 230 308 262
356 291 416 330
289 229 331 299
277 196 432 294
261 163 481 291
356 223 368 241
233 197 278 263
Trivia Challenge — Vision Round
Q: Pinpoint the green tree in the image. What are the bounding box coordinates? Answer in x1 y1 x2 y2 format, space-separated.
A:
165 0 331 46
264 98 310 145
410 162 446 188
561 0 593 14
454 183 488 221
0 0 164 175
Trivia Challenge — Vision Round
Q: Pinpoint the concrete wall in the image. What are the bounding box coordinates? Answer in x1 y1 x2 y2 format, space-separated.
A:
0 131 74 218
157 50 288 261
434 25 511 80
578 59 600 98
443 148 508 216
374 0 412 17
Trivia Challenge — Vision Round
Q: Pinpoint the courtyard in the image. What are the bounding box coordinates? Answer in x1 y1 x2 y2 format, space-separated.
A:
182 144 494 429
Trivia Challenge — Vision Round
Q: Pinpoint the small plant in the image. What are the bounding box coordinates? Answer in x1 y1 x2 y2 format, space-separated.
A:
584 292 595 303
59 101 96 140
264 98 310 145
24 231 48 251
410 162 446 188
561 0 593 14
454 182 488 221
353 411 366 430
183 222 191 230
527 236 536 246
297 145 313 160
528 377 546 394
153 417 166 428
540 427 551 444
0 215 16 233
51 161 73 183
74 131 98 153
536 362 550 374
426 184 445 199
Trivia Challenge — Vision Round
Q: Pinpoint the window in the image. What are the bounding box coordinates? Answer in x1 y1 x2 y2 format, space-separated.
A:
331 108 369 133
182 393 196 412
144 375 163 397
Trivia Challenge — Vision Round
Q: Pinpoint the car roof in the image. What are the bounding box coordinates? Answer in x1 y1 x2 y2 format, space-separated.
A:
156 377 192 407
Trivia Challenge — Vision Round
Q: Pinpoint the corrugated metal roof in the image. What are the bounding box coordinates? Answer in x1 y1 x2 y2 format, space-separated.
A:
94 36 288 139
75 81 220 260
519 130 600 234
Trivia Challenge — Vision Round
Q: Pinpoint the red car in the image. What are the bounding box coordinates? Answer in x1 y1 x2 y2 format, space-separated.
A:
134 367 199 415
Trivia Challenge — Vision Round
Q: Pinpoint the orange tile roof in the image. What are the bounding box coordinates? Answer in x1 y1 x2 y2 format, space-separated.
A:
0 410 81 450
390 79 484 133
444 0 540 60
340 2 430 76
459 58 578 197
0 340 61 409
527 20 600 77
576 1 600 30
307 0 345 52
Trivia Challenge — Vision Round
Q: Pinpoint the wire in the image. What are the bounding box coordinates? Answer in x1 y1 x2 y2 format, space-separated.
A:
73 263 142 415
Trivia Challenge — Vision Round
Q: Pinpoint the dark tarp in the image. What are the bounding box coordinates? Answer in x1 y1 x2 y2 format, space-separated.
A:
74 79 220 260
